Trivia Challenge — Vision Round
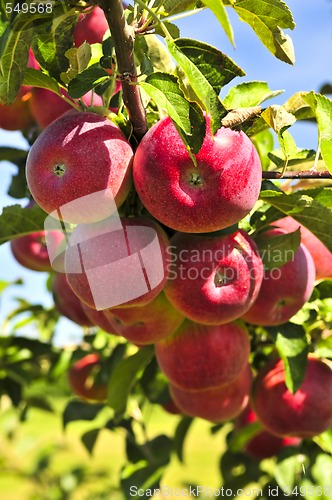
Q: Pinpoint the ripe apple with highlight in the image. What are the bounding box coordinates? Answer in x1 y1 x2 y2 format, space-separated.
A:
155 319 250 391
242 229 316 326
10 230 64 272
133 116 262 233
251 356 332 438
52 272 93 327
65 216 170 310
165 229 263 325
235 404 301 459
170 364 252 423
68 353 108 401
275 216 332 280
26 111 133 224
105 292 185 345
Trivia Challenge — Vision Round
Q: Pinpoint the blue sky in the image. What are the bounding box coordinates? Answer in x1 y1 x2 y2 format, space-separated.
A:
0 0 331 344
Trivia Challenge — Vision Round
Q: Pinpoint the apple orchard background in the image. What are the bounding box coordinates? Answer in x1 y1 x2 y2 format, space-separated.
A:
1 0 332 497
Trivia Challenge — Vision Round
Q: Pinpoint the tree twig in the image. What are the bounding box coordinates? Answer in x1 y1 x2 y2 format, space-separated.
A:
262 170 332 179
98 0 147 143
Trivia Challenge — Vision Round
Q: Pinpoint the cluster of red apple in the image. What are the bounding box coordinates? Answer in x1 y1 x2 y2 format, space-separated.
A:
0 7 119 132
3 5 332 459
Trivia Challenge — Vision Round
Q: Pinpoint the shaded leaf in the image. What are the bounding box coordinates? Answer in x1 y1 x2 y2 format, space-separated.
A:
32 7 78 80
68 64 109 98
0 204 47 245
175 38 244 95
81 428 100 455
23 67 60 94
268 324 308 393
255 228 301 269
259 189 332 252
0 147 27 162
174 416 193 463
0 17 32 104
63 400 104 429
120 461 164 499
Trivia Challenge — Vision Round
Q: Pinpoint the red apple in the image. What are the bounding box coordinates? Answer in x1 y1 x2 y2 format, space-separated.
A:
251 356 332 438
80 301 119 335
26 111 133 224
29 88 73 128
68 353 108 401
275 216 332 280
162 397 182 415
235 405 301 459
165 229 264 325
242 229 316 326
155 320 250 391
10 230 64 272
170 364 252 423
0 87 34 131
65 216 170 310
133 116 262 233
104 292 185 345
52 272 94 327
74 6 109 47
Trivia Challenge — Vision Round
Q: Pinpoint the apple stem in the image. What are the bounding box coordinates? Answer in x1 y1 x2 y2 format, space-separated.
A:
98 0 147 144
262 170 332 179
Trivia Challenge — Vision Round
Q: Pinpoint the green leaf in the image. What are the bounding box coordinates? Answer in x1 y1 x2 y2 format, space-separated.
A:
60 43 92 85
311 453 332 490
313 429 332 454
23 67 60 94
62 400 104 430
107 346 154 415
81 428 100 456
201 0 234 46
0 17 32 104
26 396 53 413
0 204 47 245
268 324 308 393
268 147 316 169
135 34 175 74
173 416 193 463
232 0 295 64
140 72 205 154
175 38 245 96
259 189 332 252
261 104 296 133
251 129 274 170
275 450 307 490
303 92 332 174
229 421 262 453
154 21 180 40
0 147 27 162
32 7 78 80
224 81 284 108
67 64 109 98
120 461 165 499
166 38 227 133
155 0 198 16
255 228 301 269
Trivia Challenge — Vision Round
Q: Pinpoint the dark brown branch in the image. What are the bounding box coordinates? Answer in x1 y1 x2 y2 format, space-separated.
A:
98 0 147 142
262 170 332 179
